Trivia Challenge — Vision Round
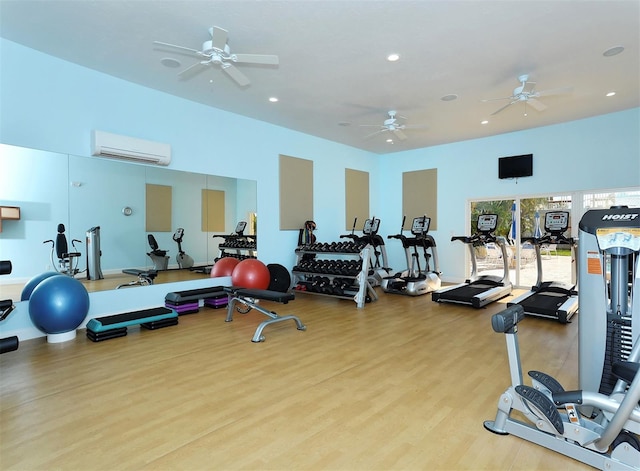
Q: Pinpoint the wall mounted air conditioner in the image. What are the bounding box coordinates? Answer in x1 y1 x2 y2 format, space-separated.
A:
91 130 171 166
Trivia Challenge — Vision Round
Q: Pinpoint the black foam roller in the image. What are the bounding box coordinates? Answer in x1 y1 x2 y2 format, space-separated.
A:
0 336 19 354
0 260 12 275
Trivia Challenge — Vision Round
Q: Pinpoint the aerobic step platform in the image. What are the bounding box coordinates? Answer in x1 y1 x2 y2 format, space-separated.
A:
86 307 178 342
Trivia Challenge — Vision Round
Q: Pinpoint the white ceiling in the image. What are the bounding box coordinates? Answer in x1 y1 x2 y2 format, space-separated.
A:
1 0 638 155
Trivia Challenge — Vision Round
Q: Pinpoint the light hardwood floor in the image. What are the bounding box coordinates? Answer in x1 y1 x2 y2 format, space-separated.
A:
0 287 588 470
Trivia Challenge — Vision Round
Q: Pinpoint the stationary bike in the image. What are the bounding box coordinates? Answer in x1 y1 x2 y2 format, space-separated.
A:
381 216 441 296
173 228 194 269
484 212 640 470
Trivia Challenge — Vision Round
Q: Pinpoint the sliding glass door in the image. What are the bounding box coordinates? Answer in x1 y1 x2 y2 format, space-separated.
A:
469 188 639 289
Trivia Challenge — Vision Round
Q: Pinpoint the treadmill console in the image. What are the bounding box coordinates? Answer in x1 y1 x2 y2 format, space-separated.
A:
477 214 498 234
363 218 380 235
544 211 569 234
411 216 430 235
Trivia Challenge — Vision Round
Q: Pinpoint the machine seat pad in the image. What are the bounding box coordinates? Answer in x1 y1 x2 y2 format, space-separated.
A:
612 361 639 383
224 286 294 304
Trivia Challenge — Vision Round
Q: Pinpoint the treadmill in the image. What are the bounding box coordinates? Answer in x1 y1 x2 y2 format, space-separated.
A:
508 210 578 323
432 213 512 308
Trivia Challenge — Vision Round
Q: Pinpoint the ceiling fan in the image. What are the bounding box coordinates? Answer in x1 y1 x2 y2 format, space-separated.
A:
482 74 573 116
154 26 279 87
359 111 426 141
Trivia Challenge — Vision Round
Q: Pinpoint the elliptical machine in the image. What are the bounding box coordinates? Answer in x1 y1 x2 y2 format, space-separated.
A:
173 228 194 269
381 216 441 296
340 217 391 287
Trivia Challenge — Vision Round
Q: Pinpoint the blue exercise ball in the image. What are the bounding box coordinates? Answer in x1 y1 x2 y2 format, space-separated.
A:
21 271 62 301
29 275 90 335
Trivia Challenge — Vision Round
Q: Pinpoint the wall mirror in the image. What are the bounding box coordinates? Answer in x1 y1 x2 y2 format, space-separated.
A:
0 143 257 295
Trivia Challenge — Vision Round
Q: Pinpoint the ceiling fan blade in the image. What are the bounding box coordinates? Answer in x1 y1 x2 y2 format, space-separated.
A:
211 26 228 51
481 96 512 103
536 86 574 97
363 129 387 140
359 124 384 128
222 63 251 87
177 61 207 78
232 53 279 65
153 41 203 56
491 100 517 116
527 98 547 112
392 129 408 140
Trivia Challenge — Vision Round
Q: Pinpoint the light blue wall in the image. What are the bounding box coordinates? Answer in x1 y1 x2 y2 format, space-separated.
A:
0 38 378 271
1 37 639 340
378 109 640 279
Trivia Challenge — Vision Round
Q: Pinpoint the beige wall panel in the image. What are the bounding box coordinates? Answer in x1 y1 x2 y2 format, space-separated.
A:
279 154 313 230
146 184 172 232
345 169 369 230
402 169 437 230
202 189 226 232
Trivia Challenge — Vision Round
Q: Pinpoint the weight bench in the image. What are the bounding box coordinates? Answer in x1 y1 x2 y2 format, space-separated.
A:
116 269 158 289
86 306 178 342
165 286 228 315
223 287 306 342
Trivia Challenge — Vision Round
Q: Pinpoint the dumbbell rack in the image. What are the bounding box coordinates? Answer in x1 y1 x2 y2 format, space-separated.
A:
291 242 378 308
216 236 257 261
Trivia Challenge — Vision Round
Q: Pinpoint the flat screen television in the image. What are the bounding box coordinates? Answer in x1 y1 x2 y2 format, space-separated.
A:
498 154 533 179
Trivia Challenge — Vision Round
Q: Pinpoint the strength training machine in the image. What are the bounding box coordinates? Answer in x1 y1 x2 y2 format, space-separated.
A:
43 223 82 276
508 210 579 323
432 213 512 308
578 206 640 397
483 205 640 470
381 215 441 296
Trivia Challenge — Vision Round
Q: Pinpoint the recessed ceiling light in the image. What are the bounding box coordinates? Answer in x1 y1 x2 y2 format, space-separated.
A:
603 46 624 57
386 53 400 62
481 120 489 125
441 94 458 102
268 97 279 103
386 138 394 143
160 57 181 68
606 91 616 97
338 121 351 127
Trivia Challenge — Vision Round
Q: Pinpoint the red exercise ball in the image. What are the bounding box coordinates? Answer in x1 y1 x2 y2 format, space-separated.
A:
231 259 271 289
210 257 240 277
